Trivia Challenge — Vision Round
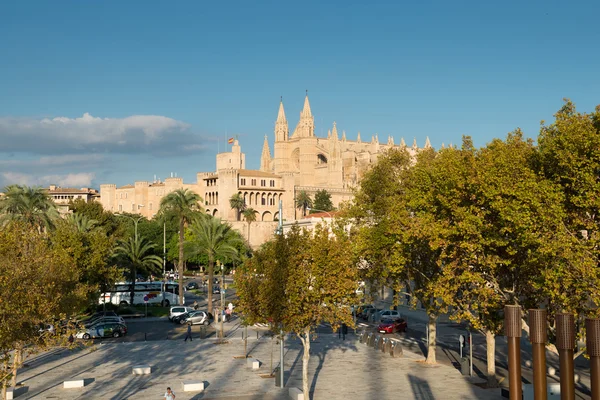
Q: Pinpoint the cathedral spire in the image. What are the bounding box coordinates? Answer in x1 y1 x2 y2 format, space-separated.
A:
260 135 272 172
291 91 315 138
275 98 289 142
301 90 312 117
342 130 346 141
424 136 432 149
332 122 338 140
357 131 361 143
400 137 406 147
412 138 418 150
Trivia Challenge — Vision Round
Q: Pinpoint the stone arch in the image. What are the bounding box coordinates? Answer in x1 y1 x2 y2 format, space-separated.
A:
205 209 210 214
261 193 266 206
267 193 272 206
292 148 300 170
262 211 273 222
317 154 328 165
243 191 248 205
213 209 218 217
274 211 280 221
249 192 255 206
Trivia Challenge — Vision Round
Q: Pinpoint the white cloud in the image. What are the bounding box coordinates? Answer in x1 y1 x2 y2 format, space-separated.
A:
1 172 95 189
0 113 208 155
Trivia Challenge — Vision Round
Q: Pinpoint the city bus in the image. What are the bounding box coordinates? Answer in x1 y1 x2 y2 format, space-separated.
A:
99 281 183 307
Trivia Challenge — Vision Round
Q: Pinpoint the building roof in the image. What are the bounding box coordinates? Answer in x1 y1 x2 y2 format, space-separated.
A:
45 187 98 194
238 169 280 178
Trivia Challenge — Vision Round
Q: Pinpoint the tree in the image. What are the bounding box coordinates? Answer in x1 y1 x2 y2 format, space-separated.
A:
0 185 58 232
0 223 95 398
113 235 163 305
65 213 98 233
236 224 358 399
312 189 334 212
189 216 242 314
68 198 125 237
295 190 313 217
229 193 245 221
242 207 258 246
158 189 203 304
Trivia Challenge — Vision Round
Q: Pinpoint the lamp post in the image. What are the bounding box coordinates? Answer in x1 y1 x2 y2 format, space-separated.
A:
220 261 225 341
116 212 145 240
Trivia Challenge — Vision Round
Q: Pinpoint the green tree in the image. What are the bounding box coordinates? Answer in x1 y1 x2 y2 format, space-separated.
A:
0 223 95 397
236 224 358 399
189 216 243 314
242 207 258 246
51 218 122 307
113 236 163 305
312 189 334 212
64 213 98 233
68 198 125 237
229 193 245 221
0 185 59 232
295 190 313 217
158 189 203 304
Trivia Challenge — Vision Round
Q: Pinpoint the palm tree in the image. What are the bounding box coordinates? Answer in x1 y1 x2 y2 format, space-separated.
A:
65 213 98 233
158 189 202 304
295 190 313 217
229 193 245 221
242 207 258 246
0 184 59 232
189 216 242 314
114 235 163 305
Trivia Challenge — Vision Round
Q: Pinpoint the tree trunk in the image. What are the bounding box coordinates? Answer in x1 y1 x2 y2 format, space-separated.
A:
2 358 9 400
10 347 21 388
485 330 499 387
207 258 214 314
298 327 311 400
178 220 185 305
425 314 438 364
130 266 137 306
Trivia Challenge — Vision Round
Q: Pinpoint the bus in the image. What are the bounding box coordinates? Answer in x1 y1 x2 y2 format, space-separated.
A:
99 281 183 307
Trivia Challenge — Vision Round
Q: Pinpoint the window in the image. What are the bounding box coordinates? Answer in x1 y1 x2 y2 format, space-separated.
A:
261 197 266 205
125 193 128 199
251 179 256 186
132 204 135 211
241 178 246 186
149 203 153 211
260 180 266 187
119 204 123 211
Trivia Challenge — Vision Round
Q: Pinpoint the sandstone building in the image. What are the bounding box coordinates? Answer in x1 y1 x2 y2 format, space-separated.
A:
100 94 431 246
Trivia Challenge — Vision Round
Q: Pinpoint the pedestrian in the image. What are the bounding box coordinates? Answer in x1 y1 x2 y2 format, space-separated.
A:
192 300 199 310
225 307 231 322
184 323 192 342
164 386 176 400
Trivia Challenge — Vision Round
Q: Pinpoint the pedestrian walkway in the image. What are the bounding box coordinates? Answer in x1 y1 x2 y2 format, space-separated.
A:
13 329 503 399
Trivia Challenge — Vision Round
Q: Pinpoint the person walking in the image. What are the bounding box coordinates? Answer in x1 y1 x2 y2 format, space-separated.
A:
184 323 192 342
164 387 176 400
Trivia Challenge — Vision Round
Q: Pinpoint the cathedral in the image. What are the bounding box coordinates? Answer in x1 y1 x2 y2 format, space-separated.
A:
100 94 430 246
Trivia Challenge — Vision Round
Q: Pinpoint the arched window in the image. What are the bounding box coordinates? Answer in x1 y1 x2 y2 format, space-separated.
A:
317 154 328 165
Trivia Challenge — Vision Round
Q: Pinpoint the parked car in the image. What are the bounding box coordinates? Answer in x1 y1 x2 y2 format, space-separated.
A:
169 306 194 321
377 318 407 334
213 286 221 294
364 308 382 322
180 310 210 325
84 316 126 328
76 322 127 340
373 309 402 323
357 305 374 319
186 281 199 290
90 311 119 319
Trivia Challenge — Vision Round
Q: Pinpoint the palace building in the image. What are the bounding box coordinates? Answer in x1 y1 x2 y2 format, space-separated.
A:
100 94 431 246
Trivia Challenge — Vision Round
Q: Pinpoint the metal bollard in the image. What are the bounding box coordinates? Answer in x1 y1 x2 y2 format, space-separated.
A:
505 305 522 400
528 309 547 400
586 318 600 400
556 313 575 400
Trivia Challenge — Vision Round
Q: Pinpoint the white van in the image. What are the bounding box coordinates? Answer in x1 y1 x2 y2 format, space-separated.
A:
169 306 194 321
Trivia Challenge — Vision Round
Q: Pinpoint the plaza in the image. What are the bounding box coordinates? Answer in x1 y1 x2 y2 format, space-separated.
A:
14 321 502 400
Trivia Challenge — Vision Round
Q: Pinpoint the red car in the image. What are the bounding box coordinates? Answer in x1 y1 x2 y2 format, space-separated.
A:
377 318 407 334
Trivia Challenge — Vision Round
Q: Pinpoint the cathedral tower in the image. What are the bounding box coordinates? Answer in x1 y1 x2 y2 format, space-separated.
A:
292 93 315 138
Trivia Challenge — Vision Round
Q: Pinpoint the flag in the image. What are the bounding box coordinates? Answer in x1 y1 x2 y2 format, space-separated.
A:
228 137 234 144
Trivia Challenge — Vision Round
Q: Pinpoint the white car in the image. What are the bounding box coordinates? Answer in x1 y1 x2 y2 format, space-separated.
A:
84 316 126 328
169 306 194 321
372 310 402 323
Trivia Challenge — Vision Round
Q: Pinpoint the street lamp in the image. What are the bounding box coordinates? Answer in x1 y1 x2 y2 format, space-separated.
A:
116 211 145 240
306 207 333 218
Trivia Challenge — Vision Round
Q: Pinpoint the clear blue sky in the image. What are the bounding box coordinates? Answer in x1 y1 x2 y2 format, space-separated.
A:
1 0 599 188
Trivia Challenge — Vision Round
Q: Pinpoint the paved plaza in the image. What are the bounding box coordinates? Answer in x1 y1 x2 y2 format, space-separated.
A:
13 328 503 400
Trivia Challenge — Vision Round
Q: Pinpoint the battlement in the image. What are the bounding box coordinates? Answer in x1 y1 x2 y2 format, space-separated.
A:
100 184 117 189
135 181 149 187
